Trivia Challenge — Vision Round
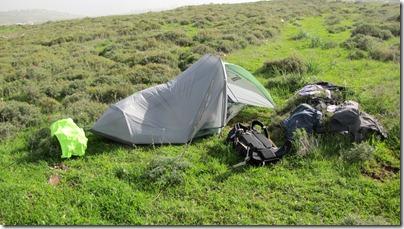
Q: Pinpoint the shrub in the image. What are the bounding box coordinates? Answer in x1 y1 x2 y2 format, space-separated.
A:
0 122 19 142
128 63 180 85
154 30 193 47
340 141 376 163
321 41 338 50
327 25 347 34
262 54 308 76
61 92 92 106
0 100 42 128
291 30 310 40
348 50 366 60
266 73 307 94
88 84 134 104
192 30 219 43
342 34 381 51
381 23 401 37
28 128 62 161
36 97 62 114
325 16 341 26
369 46 400 62
138 50 178 68
178 52 200 71
64 99 107 127
141 155 192 187
190 44 217 55
310 35 323 48
351 23 393 40
292 128 319 156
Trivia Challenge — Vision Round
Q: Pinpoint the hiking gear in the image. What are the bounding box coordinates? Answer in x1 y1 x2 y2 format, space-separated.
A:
283 103 322 139
90 54 275 146
227 120 290 167
50 118 87 158
330 100 387 141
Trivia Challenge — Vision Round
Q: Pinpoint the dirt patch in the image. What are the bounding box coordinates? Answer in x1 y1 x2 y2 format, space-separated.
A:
48 174 62 186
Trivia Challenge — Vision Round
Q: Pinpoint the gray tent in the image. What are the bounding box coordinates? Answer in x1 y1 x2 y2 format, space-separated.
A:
90 54 275 145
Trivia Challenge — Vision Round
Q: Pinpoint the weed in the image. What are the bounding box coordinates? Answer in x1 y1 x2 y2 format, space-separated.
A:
141 155 192 187
369 46 400 62
292 128 319 156
28 128 62 162
0 100 42 128
340 141 376 164
262 54 308 76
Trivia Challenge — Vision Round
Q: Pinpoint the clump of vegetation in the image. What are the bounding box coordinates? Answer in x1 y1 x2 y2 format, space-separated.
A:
351 23 394 40
262 54 308 76
64 99 107 127
28 127 62 161
292 128 319 156
0 100 42 128
342 34 382 51
0 122 19 142
36 97 62 114
369 46 400 62
141 155 192 187
340 141 376 164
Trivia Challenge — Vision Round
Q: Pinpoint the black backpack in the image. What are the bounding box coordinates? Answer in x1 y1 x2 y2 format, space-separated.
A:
227 120 292 167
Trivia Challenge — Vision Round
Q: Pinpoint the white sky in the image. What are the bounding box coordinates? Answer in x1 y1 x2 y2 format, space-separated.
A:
1 0 260 17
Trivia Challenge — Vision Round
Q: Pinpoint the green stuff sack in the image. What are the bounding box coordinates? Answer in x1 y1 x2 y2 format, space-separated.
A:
50 118 88 158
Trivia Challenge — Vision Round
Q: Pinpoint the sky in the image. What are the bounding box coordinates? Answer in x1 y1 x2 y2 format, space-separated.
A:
1 0 260 17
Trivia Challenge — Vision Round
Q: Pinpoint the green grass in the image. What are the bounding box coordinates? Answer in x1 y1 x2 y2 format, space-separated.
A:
0 0 400 226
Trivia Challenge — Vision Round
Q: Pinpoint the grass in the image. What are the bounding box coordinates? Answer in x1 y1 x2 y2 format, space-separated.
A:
0 1 400 226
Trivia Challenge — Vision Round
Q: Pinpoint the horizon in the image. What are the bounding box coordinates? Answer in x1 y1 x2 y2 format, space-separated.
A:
1 0 261 17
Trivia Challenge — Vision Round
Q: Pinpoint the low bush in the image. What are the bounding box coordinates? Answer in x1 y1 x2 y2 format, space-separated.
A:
128 63 180 85
291 30 310 40
340 141 376 163
61 92 92 106
369 46 400 62
64 99 107 127
0 122 19 142
154 30 194 47
28 127 62 161
0 100 42 128
138 50 178 68
327 25 347 34
36 97 62 114
262 54 308 76
348 50 366 60
88 83 133 104
178 52 201 71
141 155 192 187
292 128 320 157
351 23 393 40
342 34 382 51
190 44 217 56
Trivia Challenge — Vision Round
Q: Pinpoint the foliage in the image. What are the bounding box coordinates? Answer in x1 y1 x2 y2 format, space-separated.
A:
262 54 308 76
0 100 42 128
340 141 376 164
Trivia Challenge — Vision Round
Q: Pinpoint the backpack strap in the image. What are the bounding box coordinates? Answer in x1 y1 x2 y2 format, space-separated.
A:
250 120 269 138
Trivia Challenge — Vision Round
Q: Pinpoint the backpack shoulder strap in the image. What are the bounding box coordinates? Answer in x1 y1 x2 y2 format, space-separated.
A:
250 120 269 139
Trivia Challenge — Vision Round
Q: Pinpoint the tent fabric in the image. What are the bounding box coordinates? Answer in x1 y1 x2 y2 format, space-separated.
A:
90 54 275 145
225 63 275 108
50 118 88 158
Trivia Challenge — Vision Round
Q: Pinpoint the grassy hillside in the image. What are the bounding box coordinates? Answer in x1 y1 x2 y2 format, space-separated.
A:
0 0 400 225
